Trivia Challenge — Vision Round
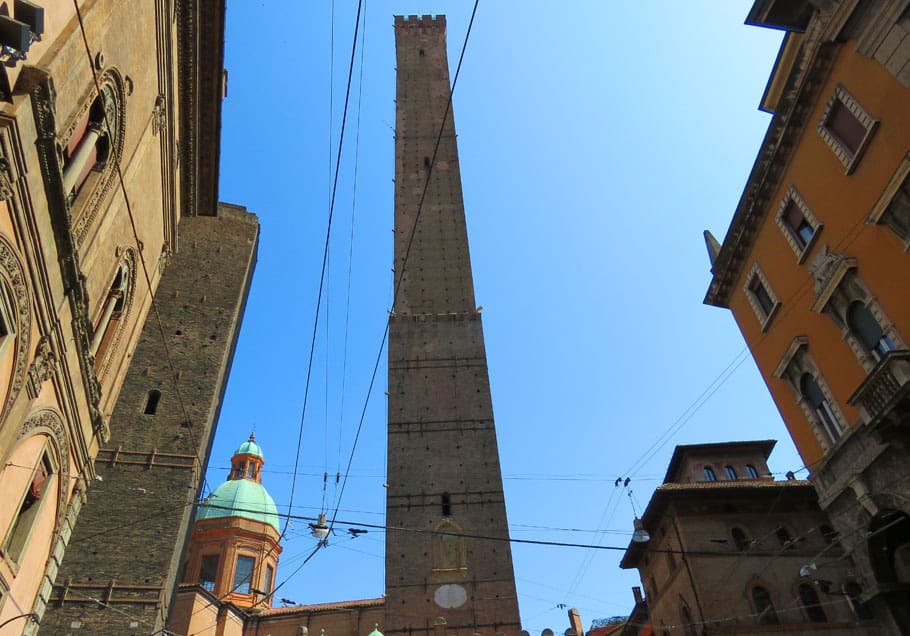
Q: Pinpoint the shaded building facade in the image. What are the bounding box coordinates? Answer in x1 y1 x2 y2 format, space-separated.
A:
705 1 910 631
621 441 876 634
0 0 257 634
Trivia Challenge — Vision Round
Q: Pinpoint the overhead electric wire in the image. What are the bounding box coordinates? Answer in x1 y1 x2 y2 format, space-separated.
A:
334 0 369 514
284 0 365 531
324 0 481 543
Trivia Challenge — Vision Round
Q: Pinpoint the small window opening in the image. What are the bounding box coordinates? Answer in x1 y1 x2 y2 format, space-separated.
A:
847 301 895 360
820 524 839 544
704 466 717 481
753 586 779 625
746 464 759 479
776 526 794 549
725 465 737 480
749 276 775 315
419 48 425 56
731 527 751 552
799 584 827 622
800 373 843 442
144 390 161 415
423 156 430 169
441 492 451 517
233 555 255 594
199 554 219 592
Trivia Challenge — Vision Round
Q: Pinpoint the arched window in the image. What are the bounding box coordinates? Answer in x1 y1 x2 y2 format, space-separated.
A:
731 527 751 552
92 257 133 373
746 464 759 479
800 373 843 443
775 527 794 550
704 466 717 481
847 301 895 361
681 603 697 636
725 465 737 480
798 584 827 622
752 586 779 624
434 521 465 571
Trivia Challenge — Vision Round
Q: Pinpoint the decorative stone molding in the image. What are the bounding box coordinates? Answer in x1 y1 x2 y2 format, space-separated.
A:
95 248 137 382
0 234 31 425
808 245 855 311
152 94 167 136
69 68 127 246
26 336 57 400
19 409 71 536
0 157 14 201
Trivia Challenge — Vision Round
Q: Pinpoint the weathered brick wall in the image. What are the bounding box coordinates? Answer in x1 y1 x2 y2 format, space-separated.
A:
386 15 520 636
40 205 259 636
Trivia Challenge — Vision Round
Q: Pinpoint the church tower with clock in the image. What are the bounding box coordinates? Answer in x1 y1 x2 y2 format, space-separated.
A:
385 15 521 635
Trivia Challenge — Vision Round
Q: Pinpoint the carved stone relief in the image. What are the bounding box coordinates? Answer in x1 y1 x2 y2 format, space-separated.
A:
18 408 71 536
0 234 32 426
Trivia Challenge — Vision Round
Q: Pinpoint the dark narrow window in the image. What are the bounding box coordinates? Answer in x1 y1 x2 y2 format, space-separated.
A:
749 276 774 315
144 389 161 415
441 492 451 517
199 555 219 592
799 584 827 622
264 564 274 595
825 100 866 155
666 551 677 572
820 524 839 545
725 465 737 480
233 555 255 594
752 586 779 624
847 301 894 360
746 464 759 479
776 527 794 549
731 527 751 552
704 466 717 481
5 451 53 563
844 582 873 620
782 200 814 247
883 175 910 241
800 373 843 442
681 605 697 636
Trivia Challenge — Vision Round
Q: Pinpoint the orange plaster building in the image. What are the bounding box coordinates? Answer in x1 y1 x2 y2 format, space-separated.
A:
705 1 910 632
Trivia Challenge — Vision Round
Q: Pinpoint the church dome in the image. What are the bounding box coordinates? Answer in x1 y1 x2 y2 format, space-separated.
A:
196 478 280 531
196 433 278 531
234 433 264 458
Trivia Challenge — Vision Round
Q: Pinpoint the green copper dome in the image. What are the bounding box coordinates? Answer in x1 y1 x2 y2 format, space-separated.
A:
197 478 280 531
234 433 264 459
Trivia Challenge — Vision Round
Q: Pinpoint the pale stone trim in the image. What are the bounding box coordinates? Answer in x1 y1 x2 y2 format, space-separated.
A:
775 186 823 263
817 85 878 175
744 263 780 332
867 152 910 250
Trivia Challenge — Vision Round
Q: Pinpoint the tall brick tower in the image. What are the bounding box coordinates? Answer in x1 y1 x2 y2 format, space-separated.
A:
386 15 521 636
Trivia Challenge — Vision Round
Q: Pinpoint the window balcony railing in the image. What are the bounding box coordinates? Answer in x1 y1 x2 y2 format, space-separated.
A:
848 350 910 432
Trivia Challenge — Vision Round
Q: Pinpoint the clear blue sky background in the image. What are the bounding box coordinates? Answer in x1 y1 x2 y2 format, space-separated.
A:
212 1 795 631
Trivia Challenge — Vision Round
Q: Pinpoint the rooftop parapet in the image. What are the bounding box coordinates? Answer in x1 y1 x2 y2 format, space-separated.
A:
394 14 446 31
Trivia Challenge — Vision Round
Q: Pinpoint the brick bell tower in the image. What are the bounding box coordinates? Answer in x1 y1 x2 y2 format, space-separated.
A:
385 15 521 636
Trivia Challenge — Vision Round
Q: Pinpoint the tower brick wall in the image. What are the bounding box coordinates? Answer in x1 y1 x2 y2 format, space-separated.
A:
386 15 521 636
40 204 259 635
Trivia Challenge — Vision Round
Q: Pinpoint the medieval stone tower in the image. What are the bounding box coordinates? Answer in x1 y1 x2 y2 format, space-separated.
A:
386 15 521 636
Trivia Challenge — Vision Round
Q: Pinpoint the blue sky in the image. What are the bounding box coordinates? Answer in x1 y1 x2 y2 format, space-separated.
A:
212 1 794 630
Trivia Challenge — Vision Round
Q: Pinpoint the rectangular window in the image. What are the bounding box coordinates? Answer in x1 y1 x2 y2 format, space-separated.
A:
744 264 780 331
264 564 274 595
817 85 878 174
233 555 255 594
199 555 219 592
4 451 53 563
776 188 821 260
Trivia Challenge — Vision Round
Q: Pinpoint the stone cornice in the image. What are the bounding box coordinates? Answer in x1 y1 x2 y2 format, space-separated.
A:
176 0 226 218
704 23 839 308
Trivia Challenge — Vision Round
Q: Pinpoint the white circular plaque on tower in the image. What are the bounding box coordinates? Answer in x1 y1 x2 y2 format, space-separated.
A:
434 584 467 608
